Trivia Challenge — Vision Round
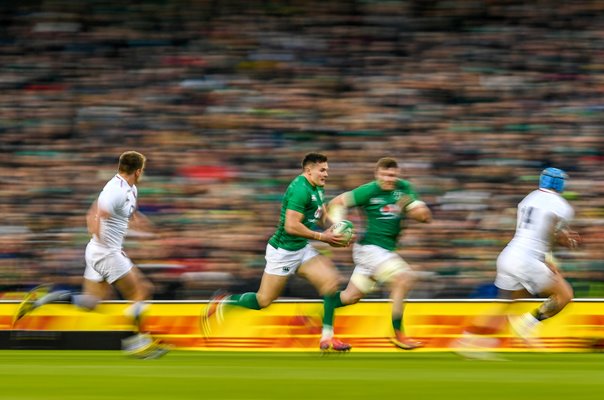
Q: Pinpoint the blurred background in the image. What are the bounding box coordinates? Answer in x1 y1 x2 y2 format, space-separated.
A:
0 0 602 301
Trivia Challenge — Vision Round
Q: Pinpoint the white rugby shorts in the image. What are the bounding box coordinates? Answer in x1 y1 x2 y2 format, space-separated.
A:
494 245 555 295
350 243 411 293
264 243 319 276
84 242 133 284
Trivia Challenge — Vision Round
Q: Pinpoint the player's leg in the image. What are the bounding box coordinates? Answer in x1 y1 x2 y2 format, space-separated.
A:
201 273 287 338
39 279 104 310
468 248 530 334
12 262 107 325
531 254 574 321
339 280 366 306
201 245 293 337
255 273 289 308
375 257 423 350
510 272 574 341
221 272 288 311
112 265 170 359
33 244 130 315
452 288 513 360
536 276 574 319
219 243 296 311
113 265 154 329
298 253 350 351
33 276 107 311
339 244 379 307
505 252 567 343
453 248 528 357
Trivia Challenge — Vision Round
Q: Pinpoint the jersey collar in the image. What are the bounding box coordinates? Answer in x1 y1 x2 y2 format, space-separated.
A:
115 174 133 188
539 188 558 195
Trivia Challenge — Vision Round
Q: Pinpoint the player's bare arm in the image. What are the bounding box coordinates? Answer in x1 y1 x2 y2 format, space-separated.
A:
284 209 346 246
129 211 155 233
406 202 432 223
327 192 353 224
555 228 581 249
86 201 111 237
553 217 580 249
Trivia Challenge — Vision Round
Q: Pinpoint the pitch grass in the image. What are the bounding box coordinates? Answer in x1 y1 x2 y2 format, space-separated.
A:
0 351 603 400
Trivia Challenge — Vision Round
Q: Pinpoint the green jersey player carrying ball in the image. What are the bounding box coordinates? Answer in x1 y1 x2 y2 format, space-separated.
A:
204 152 352 351
328 157 432 350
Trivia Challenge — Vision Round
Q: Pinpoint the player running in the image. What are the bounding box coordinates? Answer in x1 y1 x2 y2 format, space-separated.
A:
203 152 352 352
454 167 580 357
327 157 432 350
497 167 579 341
13 151 167 359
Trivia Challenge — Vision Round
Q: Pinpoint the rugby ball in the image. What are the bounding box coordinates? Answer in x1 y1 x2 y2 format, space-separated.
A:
331 220 354 243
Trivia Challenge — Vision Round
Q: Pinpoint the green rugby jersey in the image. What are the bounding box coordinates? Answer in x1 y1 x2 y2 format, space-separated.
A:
350 179 419 251
268 175 325 251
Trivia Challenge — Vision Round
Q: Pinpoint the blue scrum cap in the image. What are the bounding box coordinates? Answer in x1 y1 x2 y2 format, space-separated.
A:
539 167 567 192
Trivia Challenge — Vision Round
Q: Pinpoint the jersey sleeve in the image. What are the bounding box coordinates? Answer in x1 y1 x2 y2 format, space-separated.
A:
286 185 309 213
556 200 575 224
398 180 423 211
97 187 123 215
399 180 419 200
350 182 376 207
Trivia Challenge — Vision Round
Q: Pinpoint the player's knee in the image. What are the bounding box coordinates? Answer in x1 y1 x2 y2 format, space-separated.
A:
255 293 274 309
393 272 413 290
340 290 362 305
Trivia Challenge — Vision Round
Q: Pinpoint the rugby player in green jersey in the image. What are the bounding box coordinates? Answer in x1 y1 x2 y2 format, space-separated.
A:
327 157 432 350
204 153 352 351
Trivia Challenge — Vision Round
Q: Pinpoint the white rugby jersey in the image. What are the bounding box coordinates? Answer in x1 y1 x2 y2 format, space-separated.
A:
90 174 137 250
508 188 574 254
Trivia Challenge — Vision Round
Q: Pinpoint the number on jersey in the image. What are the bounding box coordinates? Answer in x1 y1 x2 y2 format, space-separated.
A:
519 206 534 229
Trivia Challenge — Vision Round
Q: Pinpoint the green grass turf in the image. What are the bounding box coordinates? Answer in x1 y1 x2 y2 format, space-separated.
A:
0 351 602 400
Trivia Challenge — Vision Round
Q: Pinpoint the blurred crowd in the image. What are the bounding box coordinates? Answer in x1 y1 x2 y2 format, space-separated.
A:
1 0 603 300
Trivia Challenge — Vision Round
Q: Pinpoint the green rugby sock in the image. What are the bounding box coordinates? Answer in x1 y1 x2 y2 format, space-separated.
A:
392 316 403 333
322 291 344 328
230 292 261 310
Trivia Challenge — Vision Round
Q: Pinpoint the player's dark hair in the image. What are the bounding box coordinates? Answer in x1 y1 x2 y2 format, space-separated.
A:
376 157 398 170
302 152 328 169
118 151 146 174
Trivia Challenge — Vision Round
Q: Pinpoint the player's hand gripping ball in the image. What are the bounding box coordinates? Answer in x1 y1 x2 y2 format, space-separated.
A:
330 220 354 247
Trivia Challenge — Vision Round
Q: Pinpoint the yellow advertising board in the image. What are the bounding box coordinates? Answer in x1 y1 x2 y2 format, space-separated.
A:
2 300 603 352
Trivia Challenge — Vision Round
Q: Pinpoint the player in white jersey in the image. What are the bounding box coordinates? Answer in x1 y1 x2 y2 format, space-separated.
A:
14 151 167 358
496 167 579 341
453 168 580 357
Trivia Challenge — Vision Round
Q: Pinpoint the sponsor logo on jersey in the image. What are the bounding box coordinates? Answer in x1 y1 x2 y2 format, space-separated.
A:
370 198 385 204
378 204 401 219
